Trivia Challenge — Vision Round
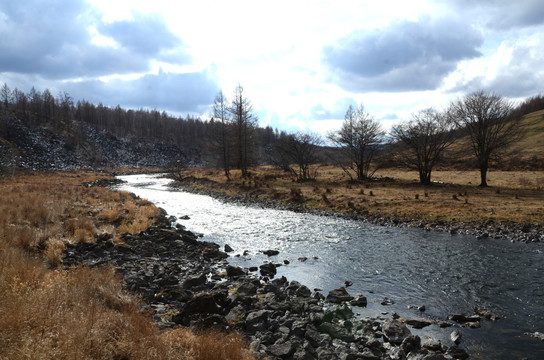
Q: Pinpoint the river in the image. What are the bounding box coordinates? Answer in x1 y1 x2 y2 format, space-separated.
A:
116 174 544 359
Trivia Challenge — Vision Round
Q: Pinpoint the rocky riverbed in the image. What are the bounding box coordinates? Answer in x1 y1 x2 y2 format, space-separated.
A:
63 203 476 359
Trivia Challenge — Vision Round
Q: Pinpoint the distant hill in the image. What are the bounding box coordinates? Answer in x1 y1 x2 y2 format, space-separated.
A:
0 110 187 171
444 109 544 170
506 109 544 168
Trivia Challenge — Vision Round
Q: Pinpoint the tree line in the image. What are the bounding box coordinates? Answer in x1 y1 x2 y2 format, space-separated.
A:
0 82 287 166
1 81 542 186
331 91 541 187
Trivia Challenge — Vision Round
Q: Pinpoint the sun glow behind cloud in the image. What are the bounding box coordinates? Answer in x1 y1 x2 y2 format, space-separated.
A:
1 0 543 134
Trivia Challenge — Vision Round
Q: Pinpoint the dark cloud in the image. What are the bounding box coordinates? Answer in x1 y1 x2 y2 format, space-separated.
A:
98 13 186 59
64 69 219 114
0 0 191 79
322 17 483 92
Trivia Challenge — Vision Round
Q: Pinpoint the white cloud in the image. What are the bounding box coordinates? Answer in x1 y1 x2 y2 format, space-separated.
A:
1 0 544 136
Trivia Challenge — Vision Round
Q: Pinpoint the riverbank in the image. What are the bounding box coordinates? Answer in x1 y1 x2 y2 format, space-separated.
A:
64 192 474 359
172 166 544 243
0 171 254 359
0 171 475 359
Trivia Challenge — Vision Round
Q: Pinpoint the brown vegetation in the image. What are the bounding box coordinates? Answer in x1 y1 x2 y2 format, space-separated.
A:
180 166 544 225
0 171 254 360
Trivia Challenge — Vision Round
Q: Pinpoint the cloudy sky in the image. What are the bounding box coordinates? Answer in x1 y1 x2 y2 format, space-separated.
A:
1 0 543 134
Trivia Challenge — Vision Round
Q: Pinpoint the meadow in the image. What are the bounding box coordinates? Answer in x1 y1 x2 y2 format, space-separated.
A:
181 166 544 225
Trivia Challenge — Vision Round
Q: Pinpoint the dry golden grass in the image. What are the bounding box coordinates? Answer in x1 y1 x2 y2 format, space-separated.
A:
182 165 544 225
508 109 544 162
0 171 255 360
445 109 544 169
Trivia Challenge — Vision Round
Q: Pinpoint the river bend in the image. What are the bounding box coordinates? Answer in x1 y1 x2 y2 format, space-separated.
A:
116 174 544 359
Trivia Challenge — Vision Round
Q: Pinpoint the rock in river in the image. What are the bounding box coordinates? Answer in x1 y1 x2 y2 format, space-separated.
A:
450 329 462 345
326 287 354 303
259 263 277 277
224 244 234 252
261 249 280 256
405 318 433 329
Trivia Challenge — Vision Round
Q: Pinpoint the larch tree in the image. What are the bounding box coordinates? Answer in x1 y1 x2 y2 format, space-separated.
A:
210 90 232 180
449 90 523 187
1 83 10 109
229 85 258 177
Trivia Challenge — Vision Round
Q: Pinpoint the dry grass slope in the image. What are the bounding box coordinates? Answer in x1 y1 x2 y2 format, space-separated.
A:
0 171 255 360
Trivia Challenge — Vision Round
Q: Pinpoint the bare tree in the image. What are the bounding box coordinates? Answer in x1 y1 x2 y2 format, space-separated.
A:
1 83 10 109
57 91 74 126
450 90 522 187
281 132 323 181
391 108 455 185
27 87 42 122
328 103 384 181
169 156 189 182
229 85 258 177
210 91 232 180
13 88 28 118
42 88 55 122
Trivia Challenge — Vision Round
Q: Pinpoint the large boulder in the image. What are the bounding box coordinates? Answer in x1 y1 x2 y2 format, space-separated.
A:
318 322 356 342
405 318 433 329
225 265 245 277
350 294 368 307
259 263 277 277
400 335 421 355
261 249 280 256
173 292 223 325
268 341 296 358
382 319 412 345
245 310 271 334
326 287 354 303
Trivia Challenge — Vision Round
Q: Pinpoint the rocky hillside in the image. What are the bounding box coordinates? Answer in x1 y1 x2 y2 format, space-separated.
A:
0 110 190 170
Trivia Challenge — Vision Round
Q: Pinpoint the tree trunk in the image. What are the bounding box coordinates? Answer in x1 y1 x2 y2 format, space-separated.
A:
419 171 431 185
479 166 488 187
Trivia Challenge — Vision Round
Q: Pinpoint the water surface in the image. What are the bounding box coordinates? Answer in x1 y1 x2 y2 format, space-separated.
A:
116 174 544 359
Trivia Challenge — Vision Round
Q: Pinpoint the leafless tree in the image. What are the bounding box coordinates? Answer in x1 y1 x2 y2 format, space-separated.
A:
13 88 28 118
328 103 384 181
282 132 323 181
229 85 258 177
391 108 455 185
169 156 189 182
449 90 523 187
1 83 10 109
209 90 232 180
42 88 55 122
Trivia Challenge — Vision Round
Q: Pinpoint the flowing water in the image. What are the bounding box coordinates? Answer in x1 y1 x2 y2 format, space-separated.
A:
116 174 544 359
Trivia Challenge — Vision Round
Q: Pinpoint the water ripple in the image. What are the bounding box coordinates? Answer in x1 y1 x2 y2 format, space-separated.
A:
117 174 544 359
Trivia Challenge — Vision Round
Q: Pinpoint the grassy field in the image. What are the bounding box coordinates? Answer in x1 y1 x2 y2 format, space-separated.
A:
508 109 544 163
445 109 544 169
0 171 254 360
181 166 544 225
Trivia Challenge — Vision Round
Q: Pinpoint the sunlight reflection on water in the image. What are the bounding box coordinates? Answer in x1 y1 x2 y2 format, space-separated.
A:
116 174 544 360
